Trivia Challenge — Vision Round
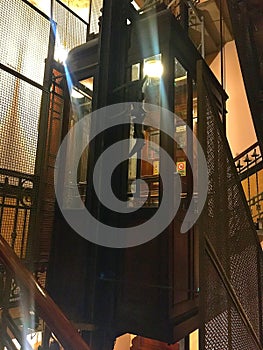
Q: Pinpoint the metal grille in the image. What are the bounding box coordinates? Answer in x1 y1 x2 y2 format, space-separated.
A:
0 0 50 85
89 0 103 34
0 70 42 175
53 1 88 60
234 143 263 223
0 0 50 263
198 61 263 349
0 169 35 260
204 254 260 349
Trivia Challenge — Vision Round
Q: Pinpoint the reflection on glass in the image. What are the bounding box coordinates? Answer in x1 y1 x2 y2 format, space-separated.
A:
143 58 163 78
174 58 188 196
64 79 93 208
174 58 187 121
127 55 162 207
131 63 140 81
143 54 162 105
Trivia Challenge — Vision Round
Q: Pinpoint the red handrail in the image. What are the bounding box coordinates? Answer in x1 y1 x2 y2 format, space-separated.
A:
0 235 91 350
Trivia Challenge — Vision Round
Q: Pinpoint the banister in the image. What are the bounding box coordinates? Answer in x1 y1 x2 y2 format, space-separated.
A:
0 235 91 350
233 141 260 163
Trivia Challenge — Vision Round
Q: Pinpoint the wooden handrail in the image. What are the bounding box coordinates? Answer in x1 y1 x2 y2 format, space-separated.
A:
0 236 91 350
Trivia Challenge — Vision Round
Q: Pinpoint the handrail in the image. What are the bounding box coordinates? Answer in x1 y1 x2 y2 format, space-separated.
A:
233 141 263 179
0 235 91 350
233 141 260 163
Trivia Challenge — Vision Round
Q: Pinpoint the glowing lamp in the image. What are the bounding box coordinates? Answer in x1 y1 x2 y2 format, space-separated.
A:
143 60 163 78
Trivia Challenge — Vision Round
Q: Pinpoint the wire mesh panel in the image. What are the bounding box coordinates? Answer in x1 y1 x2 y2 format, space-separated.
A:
198 61 263 349
0 70 42 175
53 0 88 62
0 0 50 85
203 253 260 350
0 0 50 262
89 0 103 34
0 71 40 260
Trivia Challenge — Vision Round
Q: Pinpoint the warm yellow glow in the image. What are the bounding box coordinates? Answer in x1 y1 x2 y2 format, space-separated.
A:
144 60 163 78
28 0 51 16
70 7 89 21
175 75 187 82
190 329 199 350
114 333 137 350
11 332 42 350
80 77 94 91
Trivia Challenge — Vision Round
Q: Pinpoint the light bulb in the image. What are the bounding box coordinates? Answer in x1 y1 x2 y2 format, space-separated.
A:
144 60 163 78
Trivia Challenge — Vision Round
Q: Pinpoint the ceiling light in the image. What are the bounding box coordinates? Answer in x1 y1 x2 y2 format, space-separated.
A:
144 60 163 78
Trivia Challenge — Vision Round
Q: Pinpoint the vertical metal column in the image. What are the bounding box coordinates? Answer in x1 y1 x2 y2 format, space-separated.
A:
31 17 56 265
83 2 132 350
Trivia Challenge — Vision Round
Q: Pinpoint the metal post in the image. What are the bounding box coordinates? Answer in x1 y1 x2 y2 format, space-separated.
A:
30 14 56 265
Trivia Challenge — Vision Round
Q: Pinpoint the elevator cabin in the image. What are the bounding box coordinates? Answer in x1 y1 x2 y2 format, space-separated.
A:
47 4 205 349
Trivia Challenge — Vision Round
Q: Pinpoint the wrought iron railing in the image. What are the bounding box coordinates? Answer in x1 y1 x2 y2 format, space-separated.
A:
0 169 37 261
234 142 263 178
234 142 263 224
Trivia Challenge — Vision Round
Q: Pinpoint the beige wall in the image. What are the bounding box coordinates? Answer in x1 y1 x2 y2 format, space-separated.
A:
114 332 199 350
209 41 257 157
114 334 136 350
190 330 199 350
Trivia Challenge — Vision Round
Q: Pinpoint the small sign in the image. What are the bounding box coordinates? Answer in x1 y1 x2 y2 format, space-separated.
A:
176 161 186 176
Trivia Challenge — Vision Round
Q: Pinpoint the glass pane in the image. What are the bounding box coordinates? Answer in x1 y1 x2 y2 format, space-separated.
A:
128 115 160 208
128 54 163 208
131 63 140 81
174 58 187 121
63 78 93 208
174 58 188 194
143 54 163 105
